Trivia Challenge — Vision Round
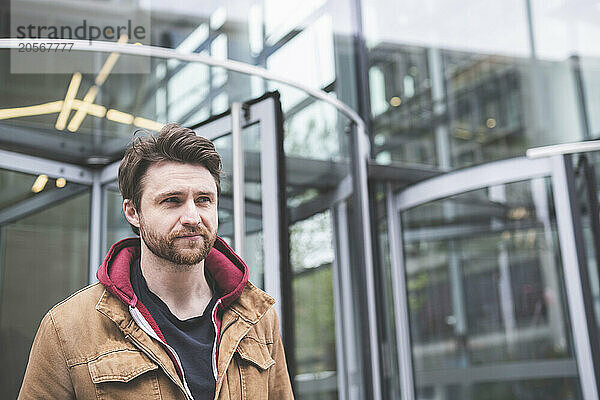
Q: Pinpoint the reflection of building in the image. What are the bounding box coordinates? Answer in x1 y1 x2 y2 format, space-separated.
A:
2 1 600 400
369 44 583 169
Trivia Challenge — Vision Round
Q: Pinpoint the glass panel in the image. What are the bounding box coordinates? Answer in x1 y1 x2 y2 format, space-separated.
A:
213 132 235 250
0 53 247 163
291 210 337 399
0 169 89 399
267 14 335 110
285 100 352 399
363 0 589 169
572 151 600 342
402 178 580 400
417 378 581 400
105 186 131 253
264 0 327 45
0 169 67 209
580 57 600 138
242 123 264 287
373 183 402 399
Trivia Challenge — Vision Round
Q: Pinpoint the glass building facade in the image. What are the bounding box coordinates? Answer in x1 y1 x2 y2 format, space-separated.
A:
2 1 600 399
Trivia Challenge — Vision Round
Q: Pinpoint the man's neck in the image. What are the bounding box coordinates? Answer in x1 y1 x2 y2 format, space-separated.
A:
139 243 214 320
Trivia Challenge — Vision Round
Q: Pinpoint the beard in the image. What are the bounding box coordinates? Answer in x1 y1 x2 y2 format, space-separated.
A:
138 216 216 266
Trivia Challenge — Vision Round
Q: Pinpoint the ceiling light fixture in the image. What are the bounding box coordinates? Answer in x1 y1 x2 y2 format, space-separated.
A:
55 72 82 130
0 101 63 120
107 109 134 124
67 85 99 132
31 174 48 193
72 100 106 117
133 117 165 131
67 34 128 132
56 178 67 188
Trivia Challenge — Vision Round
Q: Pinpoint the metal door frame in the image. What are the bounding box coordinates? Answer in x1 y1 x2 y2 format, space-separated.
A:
391 155 599 400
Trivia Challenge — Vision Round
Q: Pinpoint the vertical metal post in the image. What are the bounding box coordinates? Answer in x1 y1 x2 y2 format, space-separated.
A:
386 184 415 400
579 156 600 299
348 0 373 152
551 154 600 400
89 171 102 284
0 226 6 313
448 241 468 364
428 47 451 170
334 202 363 400
530 177 567 350
571 55 591 140
525 0 537 59
100 185 108 257
492 185 516 356
331 206 349 400
256 98 283 327
349 121 382 400
564 154 600 393
231 102 246 259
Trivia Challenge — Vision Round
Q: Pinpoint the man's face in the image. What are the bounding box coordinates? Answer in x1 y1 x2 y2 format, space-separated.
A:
124 161 219 266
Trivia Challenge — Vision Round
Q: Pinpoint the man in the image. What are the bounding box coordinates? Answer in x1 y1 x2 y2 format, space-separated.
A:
19 123 294 399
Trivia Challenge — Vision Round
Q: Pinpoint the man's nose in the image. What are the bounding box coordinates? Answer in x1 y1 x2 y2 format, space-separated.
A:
179 199 200 226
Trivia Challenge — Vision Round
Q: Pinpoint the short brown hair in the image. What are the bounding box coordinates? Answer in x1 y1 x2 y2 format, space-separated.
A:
118 123 222 235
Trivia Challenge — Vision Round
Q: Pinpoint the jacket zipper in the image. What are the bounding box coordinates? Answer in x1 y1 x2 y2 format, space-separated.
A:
210 301 241 383
125 334 192 399
129 306 195 400
210 299 222 381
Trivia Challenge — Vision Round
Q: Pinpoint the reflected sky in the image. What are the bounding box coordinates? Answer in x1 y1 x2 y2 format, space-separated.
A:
363 0 600 60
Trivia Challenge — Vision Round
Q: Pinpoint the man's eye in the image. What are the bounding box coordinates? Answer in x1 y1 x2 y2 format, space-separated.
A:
197 197 210 203
163 197 180 203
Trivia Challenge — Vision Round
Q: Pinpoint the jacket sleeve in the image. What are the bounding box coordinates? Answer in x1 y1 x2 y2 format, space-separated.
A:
18 311 75 399
268 308 295 399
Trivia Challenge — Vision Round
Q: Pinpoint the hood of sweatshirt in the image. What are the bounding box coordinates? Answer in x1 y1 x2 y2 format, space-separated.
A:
97 236 249 311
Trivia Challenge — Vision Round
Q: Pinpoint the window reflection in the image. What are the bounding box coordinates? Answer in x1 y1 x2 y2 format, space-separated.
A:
402 179 578 399
0 172 89 399
291 211 337 399
365 0 595 169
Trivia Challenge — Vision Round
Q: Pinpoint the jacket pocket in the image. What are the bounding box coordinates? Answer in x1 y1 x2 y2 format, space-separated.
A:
88 349 161 399
89 349 158 383
236 338 275 371
235 338 274 400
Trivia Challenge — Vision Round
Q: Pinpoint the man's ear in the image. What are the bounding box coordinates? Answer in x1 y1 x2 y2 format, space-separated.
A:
123 199 140 228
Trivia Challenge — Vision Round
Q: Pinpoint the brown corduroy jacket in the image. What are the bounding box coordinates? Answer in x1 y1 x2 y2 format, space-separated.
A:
18 238 294 400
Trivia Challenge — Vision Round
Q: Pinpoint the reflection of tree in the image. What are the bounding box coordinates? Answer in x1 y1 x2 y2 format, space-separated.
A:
290 210 337 377
284 108 340 161
293 265 336 375
290 212 334 272
407 272 429 310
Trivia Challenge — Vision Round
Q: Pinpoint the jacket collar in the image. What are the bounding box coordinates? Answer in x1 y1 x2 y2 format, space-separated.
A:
94 281 275 332
96 236 250 310
229 282 275 324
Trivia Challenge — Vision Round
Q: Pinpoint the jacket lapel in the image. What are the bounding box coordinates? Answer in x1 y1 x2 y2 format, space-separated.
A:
95 289 186 394
214 282 275 398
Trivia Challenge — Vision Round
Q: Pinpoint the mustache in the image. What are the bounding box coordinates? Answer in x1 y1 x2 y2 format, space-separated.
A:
167 226 210 240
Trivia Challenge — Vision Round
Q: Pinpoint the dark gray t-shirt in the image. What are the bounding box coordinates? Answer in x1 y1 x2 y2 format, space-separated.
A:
130 259 219 400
